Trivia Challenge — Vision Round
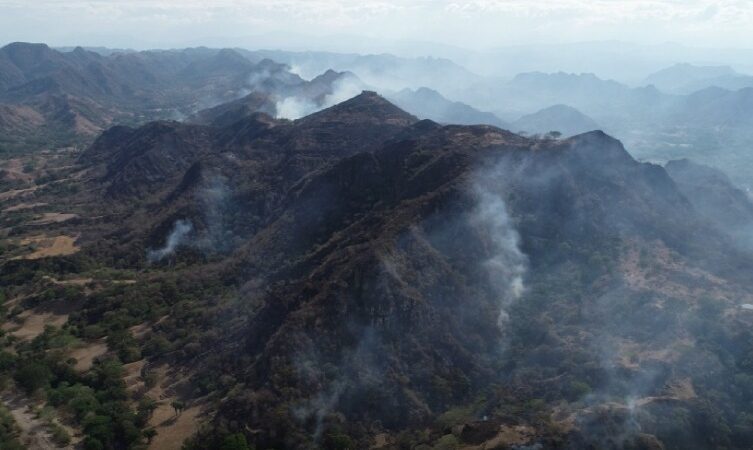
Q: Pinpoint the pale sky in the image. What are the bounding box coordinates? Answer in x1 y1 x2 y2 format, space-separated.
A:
1 0 752 52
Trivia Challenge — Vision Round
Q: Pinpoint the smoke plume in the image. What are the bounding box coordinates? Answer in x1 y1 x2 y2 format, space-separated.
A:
275 75 364 120
147 219 193 262
472 174 528 327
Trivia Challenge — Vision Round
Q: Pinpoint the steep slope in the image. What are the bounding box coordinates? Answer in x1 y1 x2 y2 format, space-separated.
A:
80 91 418 201
666 158 753 244
82 121 217 198
186 92 277 127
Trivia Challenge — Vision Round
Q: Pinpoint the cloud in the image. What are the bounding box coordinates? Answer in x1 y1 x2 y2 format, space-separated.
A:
1 0 753 50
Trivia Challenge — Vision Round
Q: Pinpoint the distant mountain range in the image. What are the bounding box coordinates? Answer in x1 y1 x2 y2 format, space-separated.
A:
451 69 753 189
0 43 356 152
238 49 482 98
643 63 753 94
5 41 753 193
387 87 506 127
512 104 600 137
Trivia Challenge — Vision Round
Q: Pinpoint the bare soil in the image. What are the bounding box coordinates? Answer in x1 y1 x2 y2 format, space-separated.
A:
29 213 78 225
14 235 80 260
69 340 108 372
3 310 68 341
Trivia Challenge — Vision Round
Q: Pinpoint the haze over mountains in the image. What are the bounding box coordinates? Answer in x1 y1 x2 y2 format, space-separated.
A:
3 36 753 450
6 40 753 193
643 63 753 94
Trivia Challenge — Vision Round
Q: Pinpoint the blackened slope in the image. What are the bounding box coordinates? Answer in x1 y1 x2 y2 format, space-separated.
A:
229 126 529 447
297 90 417 128
81 121 216 198
288 91 418 156
522 131 715 262
78 92 419 205
188 92 277 128
207 126 734 449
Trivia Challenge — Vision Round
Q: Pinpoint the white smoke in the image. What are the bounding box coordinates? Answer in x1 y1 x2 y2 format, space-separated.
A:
323 76 364 105
246 67 275 92
147 219 193 262
287 63 305 78
275 76 364 120
275 96 319 120
195 176 231 252
292 327 382 443
472 184 528 327
292 380 346 442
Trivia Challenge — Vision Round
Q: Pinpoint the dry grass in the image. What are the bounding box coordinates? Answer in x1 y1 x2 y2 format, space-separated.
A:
148 404 202 450
0 158 35 183
620 239 752 304
2 202 48 212
3 311 68 341
69 340 108 372
14 235 80 260
371 433 390 449
457 425 536 450
29 212 78 225
129 322 151 339
0 185 39 201
136 363 206 450
123 360 146 393
43 276 94 286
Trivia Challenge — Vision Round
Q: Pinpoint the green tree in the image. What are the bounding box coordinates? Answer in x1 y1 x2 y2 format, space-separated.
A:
220 433 251 450
144 428 157 444
136 397 158 426
14 361 52 393
171 400 185 416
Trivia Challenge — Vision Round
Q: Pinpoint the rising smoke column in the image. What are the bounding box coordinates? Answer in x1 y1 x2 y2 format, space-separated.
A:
147 219 193 262
472 174 528 327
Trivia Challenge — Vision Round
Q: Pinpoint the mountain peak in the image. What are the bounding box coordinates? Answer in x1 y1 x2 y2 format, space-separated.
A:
564 130 635 167
308 68 356 88
298 90 417 127
513 104 600 137
1 41 52 53
0 42 60 69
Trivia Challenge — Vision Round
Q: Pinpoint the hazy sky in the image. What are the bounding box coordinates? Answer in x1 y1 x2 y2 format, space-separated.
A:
1 0 752 52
